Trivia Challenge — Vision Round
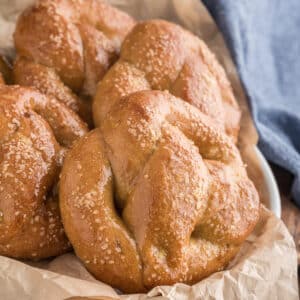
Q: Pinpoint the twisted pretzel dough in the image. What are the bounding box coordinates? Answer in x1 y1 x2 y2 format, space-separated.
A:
93 20 241 141
13 0 135 123
0 84 88 259
60 91 259 293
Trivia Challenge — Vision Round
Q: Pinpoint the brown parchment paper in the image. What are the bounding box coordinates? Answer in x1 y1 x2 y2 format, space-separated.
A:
0 0 298 299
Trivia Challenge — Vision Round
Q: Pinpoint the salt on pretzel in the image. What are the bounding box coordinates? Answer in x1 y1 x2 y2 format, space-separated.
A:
60 91 259 292
0 84 88 259
13 0 135 123
93 20 241 141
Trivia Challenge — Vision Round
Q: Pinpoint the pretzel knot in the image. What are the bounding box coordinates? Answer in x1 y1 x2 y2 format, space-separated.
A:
0 85 88 259
60 91 259 293
93 20 241 141
13 0 135 123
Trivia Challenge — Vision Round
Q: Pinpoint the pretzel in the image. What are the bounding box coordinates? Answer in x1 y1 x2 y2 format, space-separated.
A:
13 0 135 123
93 20 241 142
0 84 88 259
60 91 259 293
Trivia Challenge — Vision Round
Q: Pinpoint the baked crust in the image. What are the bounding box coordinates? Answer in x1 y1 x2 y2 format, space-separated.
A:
61 91 259 293
93 20 241 141
0 84 88 259
13 0 135 123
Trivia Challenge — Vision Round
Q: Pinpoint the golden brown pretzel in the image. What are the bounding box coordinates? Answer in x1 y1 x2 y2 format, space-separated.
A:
0 84 88 259
60 91 259 293
93 20 241 141
13 0 135 123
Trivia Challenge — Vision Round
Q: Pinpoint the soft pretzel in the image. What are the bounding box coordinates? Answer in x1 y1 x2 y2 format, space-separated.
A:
13 0 135 123
0 84 88 259
93 20 241 141
60 90 259 293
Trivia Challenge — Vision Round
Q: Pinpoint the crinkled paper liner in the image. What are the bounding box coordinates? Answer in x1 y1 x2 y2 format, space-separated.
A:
0 207 297 300
0 0 298 299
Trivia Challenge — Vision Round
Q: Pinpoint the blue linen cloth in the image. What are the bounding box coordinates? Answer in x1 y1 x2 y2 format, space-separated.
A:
202 0 300 206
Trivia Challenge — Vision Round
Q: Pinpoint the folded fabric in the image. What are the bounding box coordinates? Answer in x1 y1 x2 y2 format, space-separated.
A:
203 0 300 206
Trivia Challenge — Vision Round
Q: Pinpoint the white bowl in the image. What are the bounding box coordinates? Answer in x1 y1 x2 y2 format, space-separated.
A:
255 147 281 218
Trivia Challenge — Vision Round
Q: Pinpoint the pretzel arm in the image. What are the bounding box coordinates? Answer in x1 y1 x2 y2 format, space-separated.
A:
60 130 144 293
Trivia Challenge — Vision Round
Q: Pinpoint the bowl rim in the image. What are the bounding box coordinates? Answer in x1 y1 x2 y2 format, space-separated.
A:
255 147 281 218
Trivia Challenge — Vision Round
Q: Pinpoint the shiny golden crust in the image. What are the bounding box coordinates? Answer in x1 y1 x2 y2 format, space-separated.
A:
60 91 259 293
13 0 135 122
0 85 88 259
93 20 241 141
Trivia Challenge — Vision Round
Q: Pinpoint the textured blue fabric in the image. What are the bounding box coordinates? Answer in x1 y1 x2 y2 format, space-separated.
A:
202 0 300 205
